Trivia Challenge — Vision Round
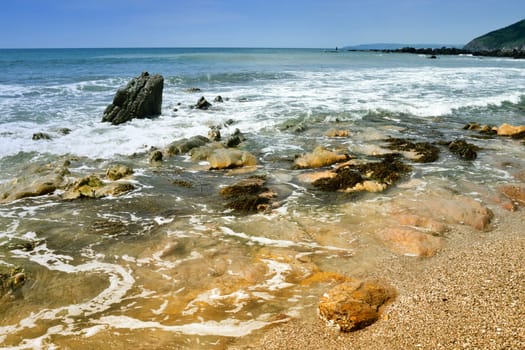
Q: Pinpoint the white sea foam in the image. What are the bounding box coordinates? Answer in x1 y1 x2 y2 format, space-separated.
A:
93 315 271 337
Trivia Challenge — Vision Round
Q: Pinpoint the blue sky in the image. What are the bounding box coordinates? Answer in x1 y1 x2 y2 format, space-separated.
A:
1 0 524 48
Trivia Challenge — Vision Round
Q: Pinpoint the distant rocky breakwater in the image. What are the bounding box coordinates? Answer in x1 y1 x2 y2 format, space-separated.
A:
349 46 525 59
5 72 525 334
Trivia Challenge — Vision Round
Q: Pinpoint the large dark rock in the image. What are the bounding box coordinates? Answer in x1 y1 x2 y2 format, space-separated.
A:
102 72 164 125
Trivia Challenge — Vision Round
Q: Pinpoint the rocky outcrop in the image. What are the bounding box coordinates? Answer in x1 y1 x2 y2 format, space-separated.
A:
62 174 135 200
0 162 70 203
319 279 395 332
102 72 164 125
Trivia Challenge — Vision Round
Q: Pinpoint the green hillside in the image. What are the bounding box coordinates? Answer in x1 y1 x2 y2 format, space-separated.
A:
463 19 525 51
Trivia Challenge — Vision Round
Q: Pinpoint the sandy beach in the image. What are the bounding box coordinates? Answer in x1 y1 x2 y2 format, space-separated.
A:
229 211 525 350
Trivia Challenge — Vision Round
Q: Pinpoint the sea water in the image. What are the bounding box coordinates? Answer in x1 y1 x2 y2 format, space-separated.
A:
0 48 524 348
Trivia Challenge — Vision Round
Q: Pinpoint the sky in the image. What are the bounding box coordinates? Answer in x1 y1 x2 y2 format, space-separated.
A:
1 0 524 48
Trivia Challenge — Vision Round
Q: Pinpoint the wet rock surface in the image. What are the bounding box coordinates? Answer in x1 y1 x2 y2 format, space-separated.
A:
447 139 478 160
102 72 164 125
318 279 396 332
294 146 350 169
219 176 277 213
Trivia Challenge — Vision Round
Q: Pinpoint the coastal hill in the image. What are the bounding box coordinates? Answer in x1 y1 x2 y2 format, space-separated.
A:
464 18 525 51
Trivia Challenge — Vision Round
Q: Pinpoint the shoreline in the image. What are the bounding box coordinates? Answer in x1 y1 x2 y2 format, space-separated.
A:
228 209 525 349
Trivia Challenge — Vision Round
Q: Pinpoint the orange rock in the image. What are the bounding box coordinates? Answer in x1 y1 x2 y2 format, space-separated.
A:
318 280 395 332
497 123 525 137
500 185 525 205
377 227 444 257
294 146 350 169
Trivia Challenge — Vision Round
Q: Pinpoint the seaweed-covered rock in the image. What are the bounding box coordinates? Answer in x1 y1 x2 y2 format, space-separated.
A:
313 167 363 191
311 154 411 192
384 138 440 163
355 154 412 184
294 146 350 169
220 176 276 213
319 280 395 332
448 140 478 160
102 72 164 125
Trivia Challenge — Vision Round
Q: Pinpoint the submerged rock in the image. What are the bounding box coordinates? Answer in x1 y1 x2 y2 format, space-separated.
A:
220 176 277 213
318 279 395 332
325 129 350 138
294 146 350 169
311 154 411 192
447 139 478 160
102 72 164 125
499 185 525 205
377 227 444 257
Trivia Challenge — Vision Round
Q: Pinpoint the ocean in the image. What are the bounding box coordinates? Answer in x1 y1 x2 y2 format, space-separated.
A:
0 48 524 348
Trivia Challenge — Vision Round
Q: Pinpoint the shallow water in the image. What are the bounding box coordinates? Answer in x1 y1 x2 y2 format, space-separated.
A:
0 48 524 348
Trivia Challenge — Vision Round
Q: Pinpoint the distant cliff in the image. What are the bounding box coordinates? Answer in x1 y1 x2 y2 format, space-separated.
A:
464 19 525 52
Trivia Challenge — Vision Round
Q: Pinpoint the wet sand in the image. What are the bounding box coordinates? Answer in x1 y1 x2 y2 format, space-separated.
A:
229 211 525 350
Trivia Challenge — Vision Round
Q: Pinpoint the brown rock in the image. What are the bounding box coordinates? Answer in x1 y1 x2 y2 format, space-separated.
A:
294 146 350 169
377 227 444 257
105 164 133 181
318 280 396 332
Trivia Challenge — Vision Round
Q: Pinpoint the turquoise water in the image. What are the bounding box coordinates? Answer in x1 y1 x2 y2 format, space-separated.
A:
0 48 525 348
